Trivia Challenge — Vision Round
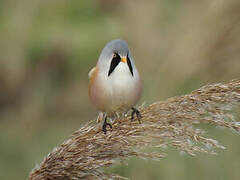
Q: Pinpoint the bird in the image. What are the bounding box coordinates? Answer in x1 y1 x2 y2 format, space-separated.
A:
88 39 142 133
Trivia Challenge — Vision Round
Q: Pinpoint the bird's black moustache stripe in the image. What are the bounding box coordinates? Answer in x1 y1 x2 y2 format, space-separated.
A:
108 53 134 77
127 54 134 76
108 53 121 76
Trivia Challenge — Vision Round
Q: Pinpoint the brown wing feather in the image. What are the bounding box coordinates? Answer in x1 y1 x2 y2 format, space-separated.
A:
88 66 97 79
88 66 99 100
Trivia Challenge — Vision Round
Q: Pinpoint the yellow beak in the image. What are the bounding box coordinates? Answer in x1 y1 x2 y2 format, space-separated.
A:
121 57 127 63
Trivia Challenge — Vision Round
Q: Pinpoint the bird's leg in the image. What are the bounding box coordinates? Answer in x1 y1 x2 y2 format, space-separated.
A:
96 112 104 123
131 107 142 123
102 116 112 134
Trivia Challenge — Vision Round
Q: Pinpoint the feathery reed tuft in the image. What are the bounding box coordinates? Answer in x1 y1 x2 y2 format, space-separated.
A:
29 79 240 180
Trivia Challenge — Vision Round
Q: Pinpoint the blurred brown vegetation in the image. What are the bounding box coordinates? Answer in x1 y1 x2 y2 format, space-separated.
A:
0 0 240 180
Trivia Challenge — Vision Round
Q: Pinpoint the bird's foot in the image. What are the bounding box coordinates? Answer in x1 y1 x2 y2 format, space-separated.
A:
102 117 112 134
131 107 142 123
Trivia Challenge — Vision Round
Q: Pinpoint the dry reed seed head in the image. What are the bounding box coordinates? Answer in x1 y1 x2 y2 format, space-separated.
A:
29 79 240 180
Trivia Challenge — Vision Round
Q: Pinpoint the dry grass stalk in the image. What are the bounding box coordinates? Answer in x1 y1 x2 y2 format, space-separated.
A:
29 79 240 180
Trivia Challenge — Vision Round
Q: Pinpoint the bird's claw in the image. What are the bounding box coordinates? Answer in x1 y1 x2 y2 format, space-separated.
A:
131 107 142 124
102 117 112 134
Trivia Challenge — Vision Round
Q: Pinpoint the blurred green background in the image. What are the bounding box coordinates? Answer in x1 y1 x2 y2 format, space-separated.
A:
0 0 240 179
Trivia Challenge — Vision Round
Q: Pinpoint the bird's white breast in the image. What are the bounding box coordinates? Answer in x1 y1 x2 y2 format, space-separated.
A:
98 62 141 115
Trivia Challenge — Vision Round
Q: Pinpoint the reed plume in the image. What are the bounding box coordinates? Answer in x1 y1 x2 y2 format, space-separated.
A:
29 79 240 180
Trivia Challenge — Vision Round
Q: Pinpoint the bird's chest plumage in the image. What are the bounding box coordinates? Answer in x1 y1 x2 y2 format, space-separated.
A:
110 64 134 99
98 63 139 113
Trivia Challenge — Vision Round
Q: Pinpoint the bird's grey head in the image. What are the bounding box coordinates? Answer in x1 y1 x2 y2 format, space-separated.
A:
97 39 135 76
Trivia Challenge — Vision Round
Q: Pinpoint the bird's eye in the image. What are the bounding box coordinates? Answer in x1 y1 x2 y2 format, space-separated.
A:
113 53 117 58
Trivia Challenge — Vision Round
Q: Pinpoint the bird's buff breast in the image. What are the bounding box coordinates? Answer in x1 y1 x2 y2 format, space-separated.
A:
89 64 142 116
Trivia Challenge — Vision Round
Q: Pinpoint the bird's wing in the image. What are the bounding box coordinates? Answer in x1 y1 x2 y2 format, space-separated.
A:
88 66 97 79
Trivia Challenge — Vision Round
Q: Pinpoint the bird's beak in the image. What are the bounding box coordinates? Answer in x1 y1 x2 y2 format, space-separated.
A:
121 57 127 63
